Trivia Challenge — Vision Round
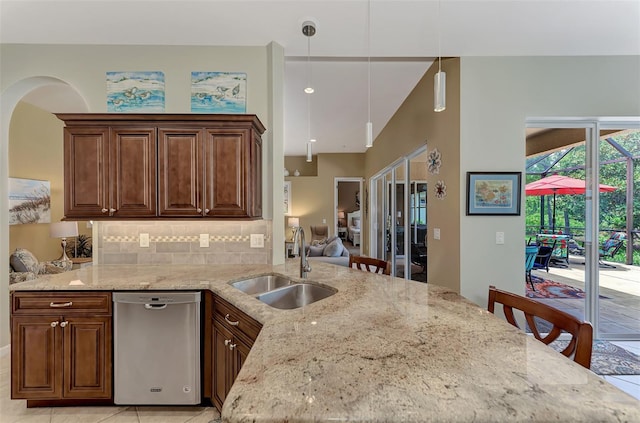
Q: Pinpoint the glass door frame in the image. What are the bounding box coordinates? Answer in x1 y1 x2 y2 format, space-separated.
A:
526 117 640 339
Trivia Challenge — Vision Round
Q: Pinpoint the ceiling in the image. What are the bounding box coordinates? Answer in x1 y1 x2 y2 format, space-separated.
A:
2 1 639 156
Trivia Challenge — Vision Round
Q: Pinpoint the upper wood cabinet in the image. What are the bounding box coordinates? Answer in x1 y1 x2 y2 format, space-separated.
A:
57 114 265 219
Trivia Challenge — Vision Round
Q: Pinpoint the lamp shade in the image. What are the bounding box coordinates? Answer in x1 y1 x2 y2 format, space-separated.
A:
288 217 300 228
337 211 345 219
50 221 78 239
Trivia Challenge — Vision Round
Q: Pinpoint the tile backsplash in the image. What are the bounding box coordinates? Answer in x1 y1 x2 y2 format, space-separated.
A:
96 220 272 265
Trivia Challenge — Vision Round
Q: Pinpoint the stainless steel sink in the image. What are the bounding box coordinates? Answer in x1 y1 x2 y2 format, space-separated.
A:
255 283 337 310
231 275 292 295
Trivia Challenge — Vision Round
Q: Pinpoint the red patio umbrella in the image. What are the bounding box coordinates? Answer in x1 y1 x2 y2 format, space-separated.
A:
525 175 617 231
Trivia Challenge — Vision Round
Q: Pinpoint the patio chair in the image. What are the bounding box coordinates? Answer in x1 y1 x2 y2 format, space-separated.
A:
525 245 538 291
488 285 593 369
532 240 556 274
599 232 625 268
410 242 427 273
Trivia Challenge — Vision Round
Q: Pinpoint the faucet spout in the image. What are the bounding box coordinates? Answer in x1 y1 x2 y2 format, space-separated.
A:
293 227 311 278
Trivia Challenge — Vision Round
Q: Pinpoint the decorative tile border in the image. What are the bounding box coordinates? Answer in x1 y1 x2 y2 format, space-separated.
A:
104 235 269 243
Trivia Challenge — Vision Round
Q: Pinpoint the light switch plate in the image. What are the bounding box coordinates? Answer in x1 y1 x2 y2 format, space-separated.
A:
139 233 150 248
434 228 441 240
250 234 264 248
322 218 326 224
496 231 505 245
200 234 209 248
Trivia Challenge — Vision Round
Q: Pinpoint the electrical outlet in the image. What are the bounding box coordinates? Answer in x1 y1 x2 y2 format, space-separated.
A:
139 233 150 248
250 234 264 248
322 218 326 224
200 234 209 248
496 231 505 245
434 228 441 240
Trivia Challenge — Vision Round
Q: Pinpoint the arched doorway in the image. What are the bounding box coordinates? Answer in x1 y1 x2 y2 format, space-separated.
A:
1 76 88 348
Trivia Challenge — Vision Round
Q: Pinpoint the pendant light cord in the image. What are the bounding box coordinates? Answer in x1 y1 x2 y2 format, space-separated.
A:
437 0 442 72
367 0 371 124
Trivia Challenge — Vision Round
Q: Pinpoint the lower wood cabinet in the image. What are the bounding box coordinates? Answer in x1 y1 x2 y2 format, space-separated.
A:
210 295 261 411
10 292 112 404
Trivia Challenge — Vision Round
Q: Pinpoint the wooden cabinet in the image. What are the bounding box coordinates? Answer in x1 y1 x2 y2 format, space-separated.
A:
210 295 261 411
63 125 157 218
57 114 265 219
10 292 112 405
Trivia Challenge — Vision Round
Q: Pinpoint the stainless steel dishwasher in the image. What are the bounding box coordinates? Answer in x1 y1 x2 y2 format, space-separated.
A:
113 292 201 405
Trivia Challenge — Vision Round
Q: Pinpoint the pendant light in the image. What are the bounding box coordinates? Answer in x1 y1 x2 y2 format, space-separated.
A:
302 21 316 94
365 0 373 148
434 0 446 112
303 21 317 162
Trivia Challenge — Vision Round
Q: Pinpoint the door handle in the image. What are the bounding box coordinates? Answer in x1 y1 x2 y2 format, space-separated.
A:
144 303 168 310
224 314 239 326
50 301 73 308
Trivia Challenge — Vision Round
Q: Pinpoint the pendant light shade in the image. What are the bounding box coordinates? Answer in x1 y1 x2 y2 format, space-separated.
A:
306 142 312 162
365 122 373 148
434 70 446 112
434 0 446 112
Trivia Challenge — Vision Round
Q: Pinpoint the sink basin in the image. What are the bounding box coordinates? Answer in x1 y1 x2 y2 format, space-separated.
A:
231 274 292 295
256 283 337 310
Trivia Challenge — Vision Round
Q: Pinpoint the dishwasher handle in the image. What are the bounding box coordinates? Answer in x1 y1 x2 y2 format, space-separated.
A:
144 303 168 310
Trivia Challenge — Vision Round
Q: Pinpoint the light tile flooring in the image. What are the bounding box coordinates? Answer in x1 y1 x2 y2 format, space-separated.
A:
0 343 638 422
0 350 220 423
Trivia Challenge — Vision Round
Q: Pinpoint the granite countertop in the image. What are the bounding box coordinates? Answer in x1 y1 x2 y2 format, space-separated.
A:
10 261 640 422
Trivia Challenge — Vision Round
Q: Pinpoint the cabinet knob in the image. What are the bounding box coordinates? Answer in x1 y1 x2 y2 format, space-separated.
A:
205 208 210 214
224 339 231 346
229 343 236 350
109 208 116 213
59 321 69 328
101 208 108 213
50 321 58 327
197 208 202 213
224 314 240 326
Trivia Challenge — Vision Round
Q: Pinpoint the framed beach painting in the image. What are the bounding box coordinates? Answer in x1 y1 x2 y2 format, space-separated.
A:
107 71 165 112
9 178 51 225
191 72 247 113
466 172 521 216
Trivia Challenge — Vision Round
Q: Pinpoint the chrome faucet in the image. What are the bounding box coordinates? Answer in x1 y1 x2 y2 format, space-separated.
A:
292 227 311 278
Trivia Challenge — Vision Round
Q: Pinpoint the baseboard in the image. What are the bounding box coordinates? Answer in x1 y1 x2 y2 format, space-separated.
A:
0 344 9 357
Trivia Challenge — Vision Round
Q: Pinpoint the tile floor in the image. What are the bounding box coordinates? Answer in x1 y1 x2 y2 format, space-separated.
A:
0 349 220 423
0 343 637 422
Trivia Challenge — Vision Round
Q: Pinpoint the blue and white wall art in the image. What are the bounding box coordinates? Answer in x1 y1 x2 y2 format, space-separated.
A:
191 72 246 113
107 71 165 112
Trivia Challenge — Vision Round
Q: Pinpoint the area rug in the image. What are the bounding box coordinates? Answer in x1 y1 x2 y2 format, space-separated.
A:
525 278 608 299
550 340 640 375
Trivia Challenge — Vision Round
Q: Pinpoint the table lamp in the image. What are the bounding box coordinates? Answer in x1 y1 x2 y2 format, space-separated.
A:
287 217 300 240
49 221 78 261
337 211 345 227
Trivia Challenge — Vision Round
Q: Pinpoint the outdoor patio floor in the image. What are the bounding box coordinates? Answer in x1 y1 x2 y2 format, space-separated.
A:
530 255 640 337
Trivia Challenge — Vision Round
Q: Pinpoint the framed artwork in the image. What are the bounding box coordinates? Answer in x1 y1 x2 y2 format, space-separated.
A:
191 71 247 113
466 172 521 216
106 71 165 112
9 177 51 225
284 181 292 216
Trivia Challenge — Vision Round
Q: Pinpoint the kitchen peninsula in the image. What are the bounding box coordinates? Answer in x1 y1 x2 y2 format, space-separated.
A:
9 261 639 422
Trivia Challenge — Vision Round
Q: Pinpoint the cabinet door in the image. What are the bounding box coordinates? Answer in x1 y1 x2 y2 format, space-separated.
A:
212 319 233 410
250 131 262 217
110 127 157 217
64 127 110 218
158 128 204 216
11 317 62 399
62 317 112 399
233 337 251 381
205 128 249 217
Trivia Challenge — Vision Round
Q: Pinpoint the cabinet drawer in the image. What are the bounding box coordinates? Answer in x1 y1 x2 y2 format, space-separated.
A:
12 292 112 315
213 296 261 342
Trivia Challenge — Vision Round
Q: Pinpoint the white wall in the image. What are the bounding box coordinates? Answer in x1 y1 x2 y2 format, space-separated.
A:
459 56 640 306
0 44 285 347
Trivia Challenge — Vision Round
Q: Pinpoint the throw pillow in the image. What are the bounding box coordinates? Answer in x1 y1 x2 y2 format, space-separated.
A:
307 245 325 257
352 218 361 228
10 248 40 274
323 238 344 257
